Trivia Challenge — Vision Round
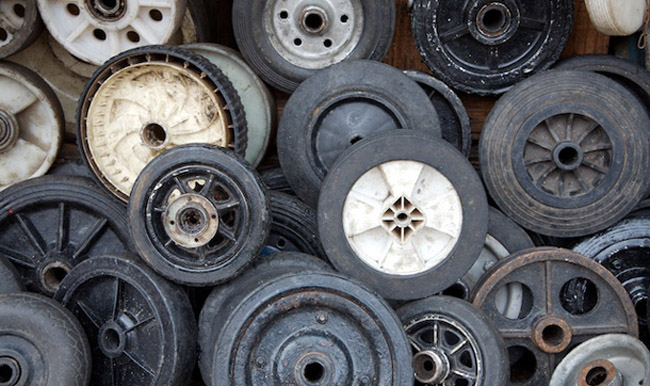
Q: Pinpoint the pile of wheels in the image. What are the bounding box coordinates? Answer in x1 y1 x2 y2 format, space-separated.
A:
1 0 650 385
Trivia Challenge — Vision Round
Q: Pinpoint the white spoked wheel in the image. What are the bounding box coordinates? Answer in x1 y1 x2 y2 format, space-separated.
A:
0 62 62 190
585 0 646 36
549 334 650 386
342 160 463 275
185 43 275 167
37 0 187 65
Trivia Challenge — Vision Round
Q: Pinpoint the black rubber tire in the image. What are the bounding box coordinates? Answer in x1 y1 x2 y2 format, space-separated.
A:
0 175 132 296
198 251 332 383
0 0 43 59
0 292 91 386
480 70 650 237
278 60 442 207
263 191 327 259
201 270 413 386
259 167 295 195
187 0 212 42
397 296 509 386
0 256 23 294
76 44 247 202
232 0 396 93
129 144 271 286
318 130 488 301
411 0 573 95
404 70 472 157
54 254 197 386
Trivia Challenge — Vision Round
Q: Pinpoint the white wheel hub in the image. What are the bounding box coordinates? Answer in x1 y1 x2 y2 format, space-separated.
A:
0 1 27 50
342 160 463 276
37 0 187 65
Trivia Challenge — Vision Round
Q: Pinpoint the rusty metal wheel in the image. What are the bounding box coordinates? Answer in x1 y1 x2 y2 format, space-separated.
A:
471 247 638 386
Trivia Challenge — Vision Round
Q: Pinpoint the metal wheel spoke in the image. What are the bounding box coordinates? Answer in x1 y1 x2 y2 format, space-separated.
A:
173 177 189 194
582 161 608 174
0 245 36 268
15 214 47 256
215 198 240 211
218 224 237 242
124 316 156 334
56 203 68 253
439 24 470 43
577 121 600 144
526 137 554 151
519 17 547 31
73 218 108 259
199 175 216 196
409 336 423 351
123 350 156 377
451 368 477 380
77 300 104 328
535 165 557 187
449 339 469 355
559 172 565 197
432 321 440 346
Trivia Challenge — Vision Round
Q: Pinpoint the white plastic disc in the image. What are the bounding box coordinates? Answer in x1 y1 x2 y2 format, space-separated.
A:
585 0 646 36
342 160 463 276
37 0 187 65
0 62 63 190
185 43 275 167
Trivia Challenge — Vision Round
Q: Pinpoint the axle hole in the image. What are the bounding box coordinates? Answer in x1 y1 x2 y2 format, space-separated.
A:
0 29 6 42
558 147 579 166
67 3 80 15
304 13 324 31
98 0 117 9
397 213 409 222
481 8 506 32
142 123 167 148
422 359 434 372
43 265 69 292
304 362 324 382
149 9 163 21
0 364 13 383
542 324 564 346
13 3 25 18
279 10 288 19
93 29 107 41
103 328 120 351
585 366 608 385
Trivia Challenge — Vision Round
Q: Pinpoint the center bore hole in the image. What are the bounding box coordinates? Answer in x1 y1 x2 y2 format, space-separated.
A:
481 8 506 32
541 324 564 346
558 146 579 166
96 0 118 11
180 208 205 233
0 364 14 383
423 359 434 372
304 362 324 382
304 12 325 31
585 366 608 385
43 266 69 291
103 328 121 351
142 123 167 148
397 213 409 222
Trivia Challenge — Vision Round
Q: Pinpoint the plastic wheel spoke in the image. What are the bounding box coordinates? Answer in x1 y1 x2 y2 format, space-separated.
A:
544 119 562 143
524 155 552 166
73 218 108 259
535 164 557 187
576 121 600 144
123 350 155 377
564 113 575 140
218 224 236 242
64 20 90 44
438 24 470 43
583 143 613 152
199 175 216 196
56 203 68 252
7 91 37 115
77 299 104 328
112 278 122 320
449 339 469 355
0 245 36 268
348 189 385 211
574 170 590 193
15 213 46 256
130 18 159 44
526 136 554 151
173 177 189 194
215 198 240 211
519 17 547 31
451 368 476 380
124 316 156 334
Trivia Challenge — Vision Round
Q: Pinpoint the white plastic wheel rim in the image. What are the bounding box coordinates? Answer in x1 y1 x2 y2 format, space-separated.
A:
342 160 463 276
0 65 62 190
0 1 28 50
461 234 510 290
263 0 364 70
85 62 229 198
184 43 275 167
36 0 187 65
585 0 646 36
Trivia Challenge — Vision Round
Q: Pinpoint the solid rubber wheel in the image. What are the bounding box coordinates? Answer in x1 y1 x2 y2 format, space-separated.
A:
0 256 23 294
278 60 442 207
77 45 247 201
411 0 574 95
0 0 43 59
318 130 487 301
0 61 63 191
232 0 395 92
129 144 271 286
585 0 646 36
471 248 638 386
54 254 197 386
0 175 132 296
397 296 509 386
37 0 188 65
0 292 91 386
480 70 650 237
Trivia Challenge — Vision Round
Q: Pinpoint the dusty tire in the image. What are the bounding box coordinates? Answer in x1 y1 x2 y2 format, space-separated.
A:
0 292 91 386
480 70 650 237
318 130 487 301
232 0 395 92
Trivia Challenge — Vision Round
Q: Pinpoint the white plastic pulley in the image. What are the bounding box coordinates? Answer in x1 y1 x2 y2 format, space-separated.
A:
342 160 463 276
550 334 650 386
0 62 63 190
585 0 646 36
36 0 187 65
185 43 275 167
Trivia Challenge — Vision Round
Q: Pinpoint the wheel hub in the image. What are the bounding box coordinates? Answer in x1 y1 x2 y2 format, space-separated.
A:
577 359 623 386
468 0 520 45
301 7 329 35
381 196 425 243
552 141 584 171
98 321 127 358
0 111 18 153
86 0 127 21
0 356 21 385
294 353 333 385
413 349 450 384
532 316 573 354
140 122 168 150
39 259 72 294
163 194 219 248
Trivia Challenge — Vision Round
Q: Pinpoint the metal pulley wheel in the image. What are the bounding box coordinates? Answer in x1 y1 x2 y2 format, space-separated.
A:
200 270 413 385
471 248 639 386
128 144 271 286
264 191 327 260
410 0 574 95
0 0 43 58
37 0 187 65
585 0 646 36
77 45 247 201
397 296 509 386
0 61 62 190
8 31 95 135
0 175 132 296
54 254 197 386
184 43 275 167
232 0 396 93
445 207 534 300
0 293 91 386
573 218 650 335
480 70 650 237
404 70 472 157
278 60 442 207
318 130 488 301
549 334 650 386
0 256 23 294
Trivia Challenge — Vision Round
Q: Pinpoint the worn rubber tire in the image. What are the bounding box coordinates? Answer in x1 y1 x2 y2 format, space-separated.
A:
260 167 294 195
0 292 91 386
0 256 23 294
